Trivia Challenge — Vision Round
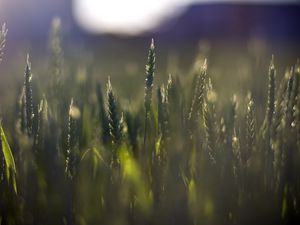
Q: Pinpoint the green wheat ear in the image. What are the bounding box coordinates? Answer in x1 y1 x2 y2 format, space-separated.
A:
48 17 64 109
24 54 34 136
203 101 217 165
0 23 8 62
157 85 169 144
288 63 300 126
266 55 276 128
291 61 300 107
166 74 174 103
17 87 27 134
96 83 110 146
285 70 295 125
49 17 63 91
258 55 276 166
294 61 300 147
188 59 207 131
106 77 122 168
273 70 288 134
144 38 155 114
166 74 182 137
245 94 256 163
35 95 48 151
203 78 218 165
143 39 156 147
107 77 122 146
167 74 180 109
65 98 79 179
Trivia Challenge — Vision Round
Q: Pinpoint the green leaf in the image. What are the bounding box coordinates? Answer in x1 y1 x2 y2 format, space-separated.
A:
118 144 152 213
0 125 17 194
81 147 105 179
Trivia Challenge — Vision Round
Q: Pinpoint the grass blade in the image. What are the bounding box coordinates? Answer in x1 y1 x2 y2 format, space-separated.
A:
0 125 17 194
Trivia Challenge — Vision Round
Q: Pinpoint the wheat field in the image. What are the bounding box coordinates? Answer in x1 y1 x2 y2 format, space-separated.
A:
0 19 300 225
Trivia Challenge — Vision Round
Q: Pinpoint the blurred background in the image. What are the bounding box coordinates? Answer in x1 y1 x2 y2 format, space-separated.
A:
0 0 300 113
1 2 300 224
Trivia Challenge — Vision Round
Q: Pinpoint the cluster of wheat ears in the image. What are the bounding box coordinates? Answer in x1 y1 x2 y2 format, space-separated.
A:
0 19 300 225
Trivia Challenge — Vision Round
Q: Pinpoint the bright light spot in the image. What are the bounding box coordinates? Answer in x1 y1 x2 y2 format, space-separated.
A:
73 0 186 35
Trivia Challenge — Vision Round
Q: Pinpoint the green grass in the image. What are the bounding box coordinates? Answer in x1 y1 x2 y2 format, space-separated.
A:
0 20 300 225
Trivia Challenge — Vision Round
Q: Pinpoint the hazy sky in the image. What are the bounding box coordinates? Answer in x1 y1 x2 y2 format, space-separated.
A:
73 0 299 35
